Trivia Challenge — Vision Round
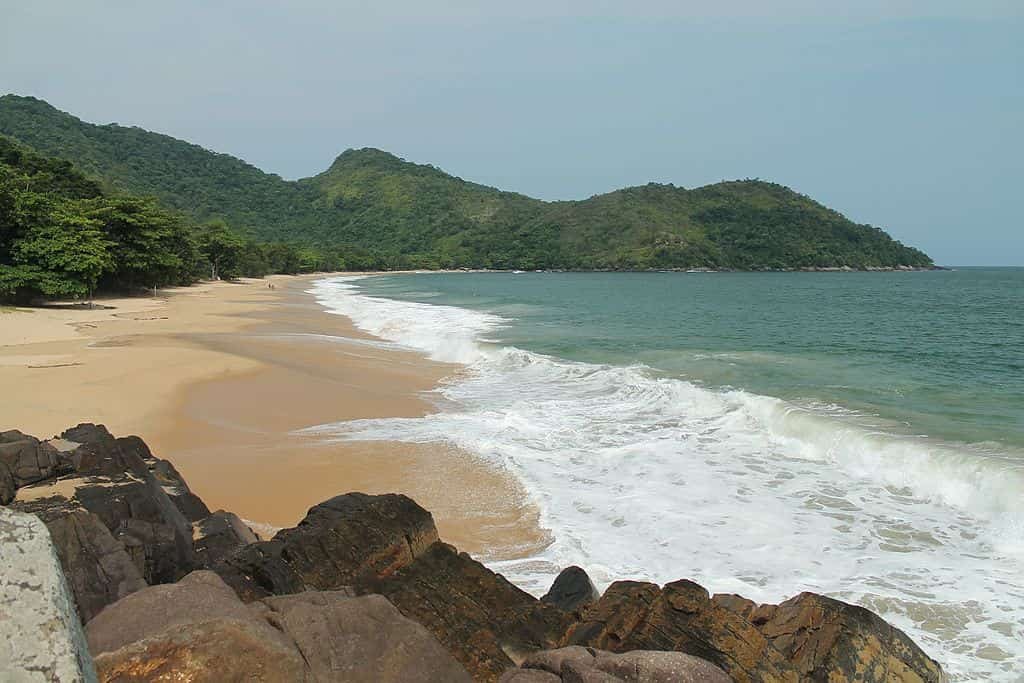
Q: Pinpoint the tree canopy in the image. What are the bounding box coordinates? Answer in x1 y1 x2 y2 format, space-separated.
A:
0 94 934 275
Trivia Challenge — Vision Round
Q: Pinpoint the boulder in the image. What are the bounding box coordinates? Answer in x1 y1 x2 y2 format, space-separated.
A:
523 646 596 674
359 541 576 682
542 566 601 614
0 507 97 682
214 491 439 600
500 671 562 683
87 570 472 682
192 510 258 567
564 580 798 683
0 458 14 505
258 591 473 682
757 591 945 683
0 430 71 487
590 650 732 682
10 425 198 594
512 647 730 683
19 506 147 623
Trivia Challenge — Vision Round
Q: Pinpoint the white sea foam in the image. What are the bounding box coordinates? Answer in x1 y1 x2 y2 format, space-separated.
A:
305 275 1024 681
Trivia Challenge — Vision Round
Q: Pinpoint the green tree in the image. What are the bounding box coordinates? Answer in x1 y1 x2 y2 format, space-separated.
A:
197 220 245 280
11 204 114 305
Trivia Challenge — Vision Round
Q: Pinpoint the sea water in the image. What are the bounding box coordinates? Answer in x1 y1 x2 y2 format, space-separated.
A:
306 270 1023 681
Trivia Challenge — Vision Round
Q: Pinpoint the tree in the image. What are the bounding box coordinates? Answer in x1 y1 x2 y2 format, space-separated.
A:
87 196 193 292
197 220 244 280
11 203 114 306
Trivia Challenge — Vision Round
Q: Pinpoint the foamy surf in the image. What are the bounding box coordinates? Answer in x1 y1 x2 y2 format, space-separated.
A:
305 275 1024 681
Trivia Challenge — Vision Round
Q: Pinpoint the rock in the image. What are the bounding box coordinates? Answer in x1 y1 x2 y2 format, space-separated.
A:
214 491 439 600
193 510 257 567
88 570 472 682
561 661 621 682
11 425 198 594
23 507 147 623
542 566 601 614
258 591 473 682
510 647 730 683
359 541 576 682
757 591 945 683
116 435 210 522
712 592 758 621
0 430 71 487
523 645 596 674
564 580 798 683
0 507 97 682
591 650 731 682
0 458 14 504
87 570 306 682
92 618 306 682
500 670 563 683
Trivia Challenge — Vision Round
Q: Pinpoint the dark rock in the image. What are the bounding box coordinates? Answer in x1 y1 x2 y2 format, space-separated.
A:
757 591 945 683
114 434 211 522
8 425 200 619
542 566 601 614
193 510 258 567
29 507 147 622
359 541 576 682
0 431 71 487
0 458 14 505
212 538 306 601
258 591 473 682
214 491 438 599
564 580 798 683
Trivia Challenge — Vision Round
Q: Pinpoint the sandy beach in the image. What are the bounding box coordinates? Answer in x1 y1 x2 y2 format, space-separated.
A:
0 275 548 560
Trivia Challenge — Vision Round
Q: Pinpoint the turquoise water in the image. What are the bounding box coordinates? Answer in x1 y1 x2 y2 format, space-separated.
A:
309 269 1024 680
363 269 1024 450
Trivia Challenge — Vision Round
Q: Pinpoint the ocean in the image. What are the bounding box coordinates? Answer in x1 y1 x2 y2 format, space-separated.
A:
307 269 1023 681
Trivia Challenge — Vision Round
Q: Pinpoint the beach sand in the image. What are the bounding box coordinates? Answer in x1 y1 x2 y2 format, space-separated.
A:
0 275 548 560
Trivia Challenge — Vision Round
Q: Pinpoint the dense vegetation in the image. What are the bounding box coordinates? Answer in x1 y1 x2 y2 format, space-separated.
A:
0 136 332 303
0 94 933 276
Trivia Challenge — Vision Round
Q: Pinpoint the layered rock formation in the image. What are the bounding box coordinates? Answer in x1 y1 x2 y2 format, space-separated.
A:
1 425 947 683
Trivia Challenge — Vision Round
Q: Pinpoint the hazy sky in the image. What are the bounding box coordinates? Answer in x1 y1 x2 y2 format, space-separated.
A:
2 1 1021 265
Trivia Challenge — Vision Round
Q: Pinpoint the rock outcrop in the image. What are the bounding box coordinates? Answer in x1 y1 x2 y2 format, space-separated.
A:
358 542 576 681
0 507 97 682
213 491 438 600
86 570 472 682
2 426 947 683
213 492 573 681
4 424 256 621
564 579 945 683
541 566 601 614
502 646 731 682
754 592 947 683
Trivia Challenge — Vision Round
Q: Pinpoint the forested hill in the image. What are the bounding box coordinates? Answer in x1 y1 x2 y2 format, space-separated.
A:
0 94 933 270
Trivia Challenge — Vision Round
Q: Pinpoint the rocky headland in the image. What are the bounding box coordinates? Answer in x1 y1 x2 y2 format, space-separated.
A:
1 424 946 682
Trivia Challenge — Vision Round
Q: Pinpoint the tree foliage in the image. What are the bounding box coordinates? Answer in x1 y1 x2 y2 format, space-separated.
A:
0 95 934 274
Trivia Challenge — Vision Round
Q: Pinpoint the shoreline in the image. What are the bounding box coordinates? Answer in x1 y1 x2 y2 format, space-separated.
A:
0 274 549 560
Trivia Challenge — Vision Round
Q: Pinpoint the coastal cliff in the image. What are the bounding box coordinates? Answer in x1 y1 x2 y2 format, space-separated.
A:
1 424 946 682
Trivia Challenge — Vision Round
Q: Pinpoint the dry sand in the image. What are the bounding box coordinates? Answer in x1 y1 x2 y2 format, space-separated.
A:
0 276 549 560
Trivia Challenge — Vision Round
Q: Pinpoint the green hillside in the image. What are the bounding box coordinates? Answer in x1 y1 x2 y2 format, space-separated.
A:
0 94 933 270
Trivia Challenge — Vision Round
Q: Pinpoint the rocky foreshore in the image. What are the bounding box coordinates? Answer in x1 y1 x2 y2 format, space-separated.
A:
1 425 946 682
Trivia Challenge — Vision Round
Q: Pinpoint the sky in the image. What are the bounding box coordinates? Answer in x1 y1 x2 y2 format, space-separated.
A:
1 1 1021 265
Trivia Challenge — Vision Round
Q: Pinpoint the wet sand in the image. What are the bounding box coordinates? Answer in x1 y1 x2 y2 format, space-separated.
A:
0 275 548 559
